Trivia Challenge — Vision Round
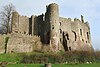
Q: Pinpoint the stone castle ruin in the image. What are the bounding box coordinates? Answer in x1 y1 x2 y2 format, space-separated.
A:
0 3 93 53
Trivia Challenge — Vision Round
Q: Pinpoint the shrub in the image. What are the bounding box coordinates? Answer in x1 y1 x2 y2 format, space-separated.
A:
3 51 100 63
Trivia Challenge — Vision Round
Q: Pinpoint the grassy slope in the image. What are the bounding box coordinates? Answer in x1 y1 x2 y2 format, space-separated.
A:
0 53 100 67
0 52 41 62
53 63 100 67
0 53 22 62
7 63 100 67
7 64 43 67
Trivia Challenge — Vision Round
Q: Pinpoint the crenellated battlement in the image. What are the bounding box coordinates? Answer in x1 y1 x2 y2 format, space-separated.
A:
59 17 86 23
48 3 58 6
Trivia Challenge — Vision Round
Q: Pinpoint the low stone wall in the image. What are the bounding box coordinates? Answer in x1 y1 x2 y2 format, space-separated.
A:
6 33 42 53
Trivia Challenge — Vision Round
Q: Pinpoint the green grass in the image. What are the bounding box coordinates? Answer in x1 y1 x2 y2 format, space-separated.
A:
0 53 100 67
0 52 41 62
7 63 100 67
0 53 23 62
52 63 100 67
7 64 43 67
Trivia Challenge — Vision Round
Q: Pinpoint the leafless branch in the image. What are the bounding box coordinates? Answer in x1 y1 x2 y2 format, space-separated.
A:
0 3 16 34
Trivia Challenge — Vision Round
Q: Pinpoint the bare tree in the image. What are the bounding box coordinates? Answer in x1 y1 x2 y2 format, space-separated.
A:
0 3 16 34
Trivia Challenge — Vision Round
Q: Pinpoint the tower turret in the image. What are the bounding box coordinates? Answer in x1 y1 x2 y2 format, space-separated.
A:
45 3 60 51
81 15 84 23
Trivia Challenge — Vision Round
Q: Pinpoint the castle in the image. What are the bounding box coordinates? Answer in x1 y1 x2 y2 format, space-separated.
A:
0 3 93 53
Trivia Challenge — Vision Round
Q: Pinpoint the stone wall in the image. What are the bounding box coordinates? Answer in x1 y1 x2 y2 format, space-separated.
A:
0 35 5 53
12 12 29 34
18 15 29 34
59 17 93 51
6 33 42 53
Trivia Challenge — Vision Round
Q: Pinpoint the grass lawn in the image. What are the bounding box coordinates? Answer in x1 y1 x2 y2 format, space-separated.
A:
7 64 44 67
53 63 100 67
7 63 100 67
0 53 22 62
0 53 100 67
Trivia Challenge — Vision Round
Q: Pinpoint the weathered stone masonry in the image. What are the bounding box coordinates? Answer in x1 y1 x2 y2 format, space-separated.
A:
5 3 93 53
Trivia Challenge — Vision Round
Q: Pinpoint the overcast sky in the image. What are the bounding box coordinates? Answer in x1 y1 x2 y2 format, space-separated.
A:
0 0 100 50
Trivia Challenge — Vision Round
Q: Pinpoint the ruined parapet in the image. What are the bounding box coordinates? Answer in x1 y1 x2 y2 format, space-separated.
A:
84 21 93 50
81 15 84 23
59 14 93 51
85 21 90 30
74 18 81 22
67 18 71 21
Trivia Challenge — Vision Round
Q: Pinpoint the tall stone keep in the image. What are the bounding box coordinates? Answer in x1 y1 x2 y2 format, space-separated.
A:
11 11 19 33
45 3 60 51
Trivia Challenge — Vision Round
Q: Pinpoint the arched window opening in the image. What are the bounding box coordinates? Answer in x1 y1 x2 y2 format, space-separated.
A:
60 38 62 42
15 31 18 33
80 29 82 36
72 31 77 41
59 22 61 26
86 41 87 43
59 29 62 33
52 25 54 29
82 39 84 42
69 47 71 51
24 31 26 34
66 33 69 40
87 32 89 40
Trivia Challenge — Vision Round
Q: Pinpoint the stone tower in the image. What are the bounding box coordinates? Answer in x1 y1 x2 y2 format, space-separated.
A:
11 11 19 33
45 3 60 51
12 11 29 34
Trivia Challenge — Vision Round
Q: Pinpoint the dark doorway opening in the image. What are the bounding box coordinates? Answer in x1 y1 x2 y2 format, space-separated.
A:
62 32 68 51
43 31 50 44
72 31 77 41
69 47 71 51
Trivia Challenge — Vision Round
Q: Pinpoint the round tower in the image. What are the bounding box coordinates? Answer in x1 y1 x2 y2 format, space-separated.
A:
47 3 60 51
